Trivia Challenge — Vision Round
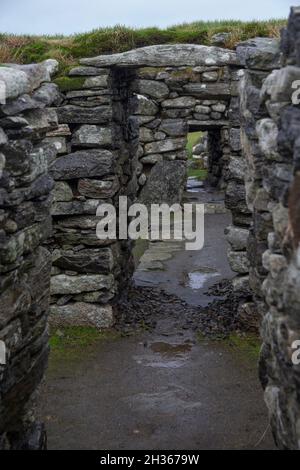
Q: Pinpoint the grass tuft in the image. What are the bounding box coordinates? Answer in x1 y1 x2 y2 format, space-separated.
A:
0 19 286 79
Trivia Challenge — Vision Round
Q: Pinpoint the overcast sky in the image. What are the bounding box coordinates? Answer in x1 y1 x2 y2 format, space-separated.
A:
0 0 294 35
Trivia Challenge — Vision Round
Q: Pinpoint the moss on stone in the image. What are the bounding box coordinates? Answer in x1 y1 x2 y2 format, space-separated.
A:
53 76 86 92
197 331 261 363
224 333 261 363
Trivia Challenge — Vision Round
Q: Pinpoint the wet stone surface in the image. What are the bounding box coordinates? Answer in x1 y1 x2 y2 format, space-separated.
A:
40 284 275 450
39 181 274 449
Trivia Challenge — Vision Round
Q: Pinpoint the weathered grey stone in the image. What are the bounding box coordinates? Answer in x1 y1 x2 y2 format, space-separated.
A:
256 119 279 160
144 137 186 154
137 115 156 125
24 108 58 133
72 125 112 147
161 96 196 108
192 143 206 155
0 152 5 178
50 149 115 180
83 76 108 88
212 103 226 113
0 116 29 128
236 38 281 71
43 136 67 155
136 95 158 115
229 128 241 151
51 274 113 295
193 113 210 121
46 124 71 137
228 155 246 180
57 106 112 124
0 128 7 146
80 44 238 68
225 225 249 250
1 60 58 95
69 66 108 76
51 199 100 216
138 80 169 99
202 71 219 82
32 83 62 107
211 112 222 120
57 214 105 230
53 182 73 202
65 89 111 99
0 94 42 116
0 68 31 100
159 119 187 136
139 160 186 205
194 105 210 114
232 275 250 292
140 154 163 164
163 108 190 119
227 250 250 273
139 127 154 143
50 303 113 329
154 131 166 140
53 247 114 274
183 82 231 99
78 177 119 198
210 32 232 47
138 173 147 186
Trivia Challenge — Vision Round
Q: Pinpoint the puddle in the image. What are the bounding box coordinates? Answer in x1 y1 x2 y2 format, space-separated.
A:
150 341 192 357
133 340 193 369
186 268 220 290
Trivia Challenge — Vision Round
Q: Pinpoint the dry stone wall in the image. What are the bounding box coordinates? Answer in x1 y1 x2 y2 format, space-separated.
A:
3 15 300 448
48 45 252 330
48 68 138 328
0 60 60 449
241 7 300 449
134 64 231 204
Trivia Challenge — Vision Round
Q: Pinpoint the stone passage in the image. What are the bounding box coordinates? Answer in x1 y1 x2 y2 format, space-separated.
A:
48 43 253 330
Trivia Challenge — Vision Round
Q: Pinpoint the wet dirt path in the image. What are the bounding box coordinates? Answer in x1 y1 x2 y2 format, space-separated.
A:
40 181 275 449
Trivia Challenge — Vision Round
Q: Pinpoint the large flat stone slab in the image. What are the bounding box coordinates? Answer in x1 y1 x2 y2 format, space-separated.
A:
80 44 238 68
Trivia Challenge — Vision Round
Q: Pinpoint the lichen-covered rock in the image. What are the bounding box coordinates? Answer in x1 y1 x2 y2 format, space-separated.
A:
52 247 114 274
136 95 158 115
50 149 115 180
144 137 186 154
138 80 169 99
71 125 112 147
227 250 250 273
77 177 119 198
225 225 249 250
51 274 114 295
49 303 114 328
57 105 112 124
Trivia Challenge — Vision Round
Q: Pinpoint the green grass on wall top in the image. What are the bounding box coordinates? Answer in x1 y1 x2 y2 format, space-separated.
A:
0 19 286 77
